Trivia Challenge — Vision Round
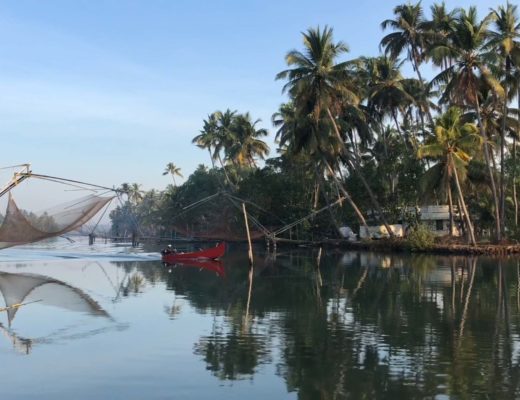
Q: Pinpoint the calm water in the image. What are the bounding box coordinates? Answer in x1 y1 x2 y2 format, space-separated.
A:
0 239 519 399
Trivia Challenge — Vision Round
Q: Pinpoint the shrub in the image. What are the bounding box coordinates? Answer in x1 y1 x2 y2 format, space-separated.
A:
406 224 435 251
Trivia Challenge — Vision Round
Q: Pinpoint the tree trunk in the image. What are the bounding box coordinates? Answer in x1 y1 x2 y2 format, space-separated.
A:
514 137 519 227
392 109 409 149
208 149 216 169
448 185 455 237
323 160 370 235
411 45 435 125
515 90 520 227
313 180 320 211
475 96 501 242
499 62 508 237
451 157 476 246
326 108 395 237
217 153 235 189
316 169 342 237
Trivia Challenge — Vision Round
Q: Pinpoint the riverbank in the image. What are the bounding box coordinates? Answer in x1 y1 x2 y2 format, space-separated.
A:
314 238 520 256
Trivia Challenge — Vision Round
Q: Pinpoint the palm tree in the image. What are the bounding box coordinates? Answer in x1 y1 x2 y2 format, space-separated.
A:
272 102 370 233
418 107 482 245
358 56 416 148
380 1 436 129
424 2 460 69
128 183 144 205
380 2 428 83
227 113 270 167
192 111 235 187
117 182 131 200
276 26 395 236
192 113 219 169
487 2 520 235
162 162 183 186
430 6 504 241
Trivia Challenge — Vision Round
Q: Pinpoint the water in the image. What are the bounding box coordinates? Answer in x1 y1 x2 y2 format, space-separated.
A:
0 238 519 399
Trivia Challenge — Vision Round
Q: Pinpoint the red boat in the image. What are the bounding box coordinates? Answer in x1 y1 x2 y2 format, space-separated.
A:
161 242 226 263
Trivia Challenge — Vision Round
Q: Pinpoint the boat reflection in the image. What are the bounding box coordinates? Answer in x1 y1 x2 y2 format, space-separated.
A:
0 271 112 354
163 259 225 278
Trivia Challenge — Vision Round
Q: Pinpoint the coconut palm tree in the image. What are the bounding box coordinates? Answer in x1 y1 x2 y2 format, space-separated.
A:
272 102 370 233
128 183 144 205
162 162 183 186
192 113 219 169
358 56 416 148
380 1 435 127
430 6 504 240
424 2 460 69
380 2 428 83
487 2 520 234
418 107 482 245
276 26 395 236
192 111 235 187
227 113 270 167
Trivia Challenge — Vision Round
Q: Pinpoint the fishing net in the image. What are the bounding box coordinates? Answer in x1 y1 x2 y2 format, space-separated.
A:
167 196 267 241
0 193 113 249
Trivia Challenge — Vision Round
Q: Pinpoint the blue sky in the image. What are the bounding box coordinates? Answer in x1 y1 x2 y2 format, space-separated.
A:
0 0 506 197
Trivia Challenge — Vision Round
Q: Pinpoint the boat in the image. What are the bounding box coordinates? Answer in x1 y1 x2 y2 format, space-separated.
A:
161 242 226 263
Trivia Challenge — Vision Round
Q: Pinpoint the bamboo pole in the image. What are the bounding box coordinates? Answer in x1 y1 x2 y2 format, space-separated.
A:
242 203 254 268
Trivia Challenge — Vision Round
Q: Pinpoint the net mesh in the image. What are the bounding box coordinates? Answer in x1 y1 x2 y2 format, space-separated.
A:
169 202 266 241
0 193 113 249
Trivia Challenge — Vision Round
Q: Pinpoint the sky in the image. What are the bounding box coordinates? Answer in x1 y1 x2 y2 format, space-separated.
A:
0 0 507 204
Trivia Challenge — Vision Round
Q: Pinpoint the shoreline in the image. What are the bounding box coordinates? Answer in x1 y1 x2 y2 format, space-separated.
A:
317 239 520 256
271 237 520 256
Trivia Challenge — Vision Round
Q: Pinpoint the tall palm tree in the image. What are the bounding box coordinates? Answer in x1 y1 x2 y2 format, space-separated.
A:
276 26 395 236
424 2 460 69
488 2 520 235
228 113 270 167
192 113 219 169
272 102 370 233
380 0 435 128
162 162 183 186
192 111 235 187
380 2 428 83
430 6 504 240
128 183 144 205
358 56 416 147
418 107 482 245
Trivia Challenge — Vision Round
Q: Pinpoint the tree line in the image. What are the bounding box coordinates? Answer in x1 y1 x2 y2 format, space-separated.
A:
111 2 520 245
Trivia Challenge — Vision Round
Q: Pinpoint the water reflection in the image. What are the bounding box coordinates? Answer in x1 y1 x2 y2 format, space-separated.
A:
163 259 225 278
0 271 111 354
1 246 520 398
169 250 520 398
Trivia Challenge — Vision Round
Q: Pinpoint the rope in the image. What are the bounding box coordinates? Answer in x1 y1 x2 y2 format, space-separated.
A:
90 198 114 234
116 192 144 237
21 173 118 192
273 195 347 237
226 195 271 236
224 193 287 225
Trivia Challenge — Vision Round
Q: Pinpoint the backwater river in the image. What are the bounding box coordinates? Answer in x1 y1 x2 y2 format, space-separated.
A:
0 238 518 399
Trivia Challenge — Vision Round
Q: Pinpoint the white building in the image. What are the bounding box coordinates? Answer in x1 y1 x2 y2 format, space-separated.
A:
358 205 461 239
414 205 461 237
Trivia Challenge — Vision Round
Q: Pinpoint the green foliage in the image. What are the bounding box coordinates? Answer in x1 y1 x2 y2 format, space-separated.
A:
405 224 435 251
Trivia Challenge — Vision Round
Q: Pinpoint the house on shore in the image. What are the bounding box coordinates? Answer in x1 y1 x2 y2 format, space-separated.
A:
359 205 461 239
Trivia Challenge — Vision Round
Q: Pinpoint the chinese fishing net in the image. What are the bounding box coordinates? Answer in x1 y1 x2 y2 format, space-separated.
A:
0 167 115 249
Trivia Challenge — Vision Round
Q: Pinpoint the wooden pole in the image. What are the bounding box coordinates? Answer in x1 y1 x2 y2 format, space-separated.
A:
242 203 254 267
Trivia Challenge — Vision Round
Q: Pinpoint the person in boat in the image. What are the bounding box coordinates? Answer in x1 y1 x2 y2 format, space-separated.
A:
161 245 177 256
